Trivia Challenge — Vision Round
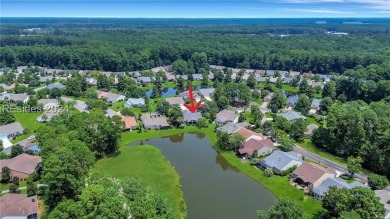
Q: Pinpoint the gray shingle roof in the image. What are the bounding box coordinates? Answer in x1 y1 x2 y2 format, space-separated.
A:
183 110 202 122
311 99 322 108
286 95 299 106
46 83 66 90
261 150 303 172
278 111 307 121
0 122 24 137
313 178 367 197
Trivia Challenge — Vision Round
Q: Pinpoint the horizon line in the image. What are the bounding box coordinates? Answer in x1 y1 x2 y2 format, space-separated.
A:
1 16 388 19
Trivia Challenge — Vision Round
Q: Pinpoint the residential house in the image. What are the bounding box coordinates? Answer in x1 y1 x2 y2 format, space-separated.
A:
165 97 185 106
269 77 278 83
259 150 303 173
310 81 323 88
0 194 39 219
119 115 138 130
38 99 59 109
9 93 30 104
17 66 28 73
278 111 307 122
242 74 250 81
198 88 215 100
16 138 40 154
97 91 126 103
215 110 239 125
176 75 188 80
0 122 24 139
166 73 176 82
256 76 266 83
46 83 66 90
140 113 170 130
235 128 264 141
39 75 53 83
74 100 89 113
238 138 275 157
137 76 152 85
105 109 117 118
292 162 336 190
216 122 250 134
192 74 203 80
151 66 167 73
286 95 299 108
375 190 390 219
183 110 203 125
209 65 225 70
283 77 293 84
263 92 274 102
37 108 61 122
129 71 141 78
208 72 214 80
303 72 314 78
305 124 319 136
313 177 367 200
181 90 201 102
86 77 97 86
311 99 322 111
289 71 301 77
124 98 145 108
0 154 41 180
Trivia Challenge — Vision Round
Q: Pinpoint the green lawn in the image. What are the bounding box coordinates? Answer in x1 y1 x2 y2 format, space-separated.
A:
12 112 43 143
93 145 186 219
298 138 372 175
307 117 320 126
115 125 324 218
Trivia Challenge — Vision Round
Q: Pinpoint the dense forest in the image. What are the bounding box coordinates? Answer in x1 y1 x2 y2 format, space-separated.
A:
0 18 389 74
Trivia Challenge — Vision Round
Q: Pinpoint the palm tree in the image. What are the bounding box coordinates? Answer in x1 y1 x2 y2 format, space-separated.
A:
264 168 274 177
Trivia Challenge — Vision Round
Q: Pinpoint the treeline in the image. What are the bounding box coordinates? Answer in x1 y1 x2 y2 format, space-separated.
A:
1 28 389 74
312 101 390 178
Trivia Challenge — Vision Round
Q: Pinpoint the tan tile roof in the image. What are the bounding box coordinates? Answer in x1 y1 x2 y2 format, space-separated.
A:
0 194 38 218
293 162 335 184
235 128 263 140
120 115 137 129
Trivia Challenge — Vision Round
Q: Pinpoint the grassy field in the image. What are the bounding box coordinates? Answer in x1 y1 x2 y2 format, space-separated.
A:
111 125 324 218
12 112 43 143
93 145 186 219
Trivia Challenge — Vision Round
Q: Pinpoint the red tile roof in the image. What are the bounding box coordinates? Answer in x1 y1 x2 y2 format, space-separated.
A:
235 128 263 140
238 138 274 155
293 162 335 184
119 115 137 129
0 154 41 175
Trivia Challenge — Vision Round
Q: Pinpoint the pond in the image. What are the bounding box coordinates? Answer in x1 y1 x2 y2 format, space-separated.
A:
128 132 276 219
145 86 214 98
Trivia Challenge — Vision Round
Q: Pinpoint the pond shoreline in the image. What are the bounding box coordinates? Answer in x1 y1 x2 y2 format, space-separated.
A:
120 125 324 218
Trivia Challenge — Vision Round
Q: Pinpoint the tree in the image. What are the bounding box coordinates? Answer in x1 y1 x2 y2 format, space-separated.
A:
258 198 306 219
0 108 16 125
191 52 208 72
347 156 363 178
268 90 286 113
225 68 233 83
156 100 169 116
227 133 246 151
172 59 188 75
168 107 183 127
97 74 110 90
48 200 84 219
295 94 310 115
216 95 229 110
9 184 20 193
322 186 385 219
277 132 295 152
49 87 62 98
12 176 19 186
150 86 161 99
217 132 230 150
11 145 24 158
251 105 263 127
276 77 283 89
299 79 309 94
196 118 209 128
27 182 37 197
368 173 389 190
290 119 306 142
319 97 333 114
1 166 11 183
247 73 256 88
323 81 336 99
201 72 209 86
120 107 135 117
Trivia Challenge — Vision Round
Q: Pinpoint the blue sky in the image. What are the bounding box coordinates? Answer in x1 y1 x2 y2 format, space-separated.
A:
1 0 389 18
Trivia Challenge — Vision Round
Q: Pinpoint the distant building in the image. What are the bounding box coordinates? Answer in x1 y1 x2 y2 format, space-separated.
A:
198 88 215 99
38 99 59 109
97 90 126 103
46 83 66 90
124 98 145 108
140 113 170 130
137 77 152 85
215 110 239 125
278 111 307 122
8 93 30 104
192 74 203 80
286 95 299 108
216 122 250 134
165 97 185 106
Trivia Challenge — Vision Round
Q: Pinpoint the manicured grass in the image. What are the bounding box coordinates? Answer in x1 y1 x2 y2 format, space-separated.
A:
12 112 43 143
298 138 348 167
298 138 372 176
307 117 320 126
118 125 324 218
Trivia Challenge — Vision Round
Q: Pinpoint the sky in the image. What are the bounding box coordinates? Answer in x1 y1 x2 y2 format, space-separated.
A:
1 0 389 18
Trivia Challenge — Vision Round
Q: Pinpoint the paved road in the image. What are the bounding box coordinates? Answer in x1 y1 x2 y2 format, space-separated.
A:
293 145 368 182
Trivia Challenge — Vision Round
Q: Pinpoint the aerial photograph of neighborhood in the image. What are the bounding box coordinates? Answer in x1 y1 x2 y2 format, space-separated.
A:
0 0 389 218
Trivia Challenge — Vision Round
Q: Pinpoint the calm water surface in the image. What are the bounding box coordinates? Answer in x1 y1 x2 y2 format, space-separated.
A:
128 132 276 219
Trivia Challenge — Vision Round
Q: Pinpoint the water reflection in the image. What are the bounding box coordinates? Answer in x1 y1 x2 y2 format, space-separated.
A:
127 133 276 219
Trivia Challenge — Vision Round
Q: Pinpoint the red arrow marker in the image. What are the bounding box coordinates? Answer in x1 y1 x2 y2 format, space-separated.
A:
184 86 202 112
